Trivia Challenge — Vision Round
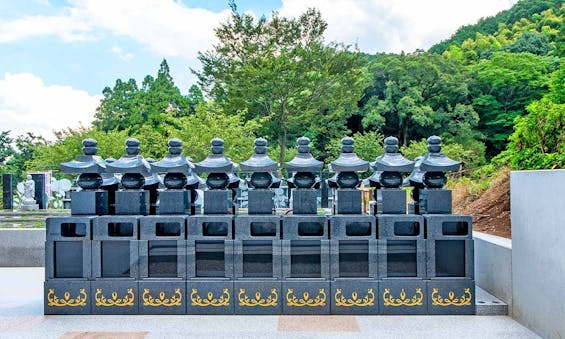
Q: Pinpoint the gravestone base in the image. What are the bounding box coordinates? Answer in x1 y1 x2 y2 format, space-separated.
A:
379 189 406 214
90 280 139 315
71 190 109 215
21 203 39 211
234 280 283 314
186 280 234 314
419 189 452 214
115 190 150 215
204 190 231 215
248 190 275 215
292 189 318 214
282 280 330 315
379 278 428 315
330 279 379 315
44 280 91 315
335 189 362 214
427 278 475 315
138 280 186 315
157 190 190 215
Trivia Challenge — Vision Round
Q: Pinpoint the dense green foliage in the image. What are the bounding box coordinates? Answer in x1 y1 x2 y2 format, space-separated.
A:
2 0 564 182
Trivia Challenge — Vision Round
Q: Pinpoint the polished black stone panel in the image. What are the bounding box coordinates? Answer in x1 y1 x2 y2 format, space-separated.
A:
31 173 47 209
234 240 282 279
426 239 474 279
330 215 376 239
2 174 13 210
186 280 234 315
424 214 473 240
157 190 190 215
335 189 362 214
91 240 139 280
140 215 186 240
138 280 186 315
139 239 186 279
234 281 282 315
44 280 91 315
91 280 139 315
235 215 281 239
70 190 109 215
282 239 330 280
330 280 379 315
330 239 378 280
379 189 407 214
115 190 150 215
379 279 427 315
187 240 234 279
282 215 328 240
377 214 424 239
282 280 330 315
378 239 426 279
427 279 475 315
188 215 233 239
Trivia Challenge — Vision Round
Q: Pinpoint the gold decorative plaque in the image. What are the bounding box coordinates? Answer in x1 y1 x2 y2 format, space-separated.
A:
142 288 182 307
95 288 135 307
190 288 230 307
47 288 87 307
431 288 472 306
286 288 326 307
382 288 423 307
238 288 278 307
334 288 375 307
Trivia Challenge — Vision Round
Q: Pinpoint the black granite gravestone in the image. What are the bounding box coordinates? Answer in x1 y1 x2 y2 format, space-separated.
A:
2 173 13 209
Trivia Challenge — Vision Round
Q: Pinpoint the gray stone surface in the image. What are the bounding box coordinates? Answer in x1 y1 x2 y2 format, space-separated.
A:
330 279 379 315
203 189 231 215
247 190 274 214
138 280 186 314
235 215 281 239
234 239 282 279
157 190 190 215
427 278 475 315
234 280 282 314
377 214 424 239
511 169 565 339
91 240 139 279
425 214 473 239
379 278 427 315
292 189 318 214
335 189 362 214
282 215 328 240
139 215 187 239
93 215 140 240
0 228 45 267
115 190 150 215
282 280 330 315
282 240 330 279
476 285 508 316
90 280 139 315
187 239 234 279
70 190 109 215
426 239 474 279
419 189 452 214
378 239 426 279
329 214 376 239
379 189 407 214
473 231 512 313
188 215 233 238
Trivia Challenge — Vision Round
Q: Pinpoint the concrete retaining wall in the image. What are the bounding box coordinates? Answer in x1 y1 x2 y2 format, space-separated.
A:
511 169 565 339
0 229 45 267
473 231 512 312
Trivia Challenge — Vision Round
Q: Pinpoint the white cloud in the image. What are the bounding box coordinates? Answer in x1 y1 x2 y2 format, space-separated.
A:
279 0 518 53
0 73 102 140
0 0 230 60
111 46 134 61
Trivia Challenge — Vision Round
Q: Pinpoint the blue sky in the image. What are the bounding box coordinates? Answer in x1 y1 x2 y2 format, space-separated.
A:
0 0 516 139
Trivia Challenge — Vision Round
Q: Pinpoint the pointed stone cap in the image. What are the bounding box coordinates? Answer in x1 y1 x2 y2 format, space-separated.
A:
329 137 369 173
61 138 106 174
194 138 234 174
151 138 196 174
372 136 414 172
240 138 279 172
105 138 151 175
420 136 461 172
403 156 425 188
285 137 323 173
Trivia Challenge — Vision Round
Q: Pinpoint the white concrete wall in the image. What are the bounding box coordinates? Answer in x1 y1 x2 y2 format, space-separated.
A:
473 231 512 312
0 229 45 267
511 169 565 339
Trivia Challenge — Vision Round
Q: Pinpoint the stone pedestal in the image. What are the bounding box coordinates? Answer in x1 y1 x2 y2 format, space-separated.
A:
292 189 317 214
204 190 231 215
115 190 150 215
335 189 362 214
157 190 190 215
419 189 452 214
427 279 475 315
44 280 91 315
234 280 282 315
379 189 406 214
186 280 234 314
138 280 186 315
379 278 428 315
2 174 13 210
331 279 379 315
70 190 109 215
248 190 274 215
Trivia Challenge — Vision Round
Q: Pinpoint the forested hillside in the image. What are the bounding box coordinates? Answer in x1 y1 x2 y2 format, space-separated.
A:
1 0 563 181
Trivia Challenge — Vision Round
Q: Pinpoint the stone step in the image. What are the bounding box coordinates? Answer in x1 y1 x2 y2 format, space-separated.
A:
475 286 508 315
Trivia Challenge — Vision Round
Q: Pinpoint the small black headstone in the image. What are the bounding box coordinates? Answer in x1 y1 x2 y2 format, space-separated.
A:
31 173 47 209
2 174 13 209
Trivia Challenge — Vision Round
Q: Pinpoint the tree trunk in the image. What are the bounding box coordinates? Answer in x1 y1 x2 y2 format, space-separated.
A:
278 128 287 165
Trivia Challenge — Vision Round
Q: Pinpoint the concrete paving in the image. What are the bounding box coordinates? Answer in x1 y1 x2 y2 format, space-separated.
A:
0 268 538 338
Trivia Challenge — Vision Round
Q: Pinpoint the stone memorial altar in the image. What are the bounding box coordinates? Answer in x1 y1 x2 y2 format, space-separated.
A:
44 135 474 315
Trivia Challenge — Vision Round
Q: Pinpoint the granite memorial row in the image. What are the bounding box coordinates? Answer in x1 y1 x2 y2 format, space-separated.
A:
44 135 474 315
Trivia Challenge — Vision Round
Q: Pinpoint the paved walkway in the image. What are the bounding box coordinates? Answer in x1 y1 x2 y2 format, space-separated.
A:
0 268 538 338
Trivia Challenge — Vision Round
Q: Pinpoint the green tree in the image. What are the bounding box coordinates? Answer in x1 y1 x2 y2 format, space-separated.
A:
503 31 553 55
195 5 368 163
0 131 14 166
3 133 46 180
